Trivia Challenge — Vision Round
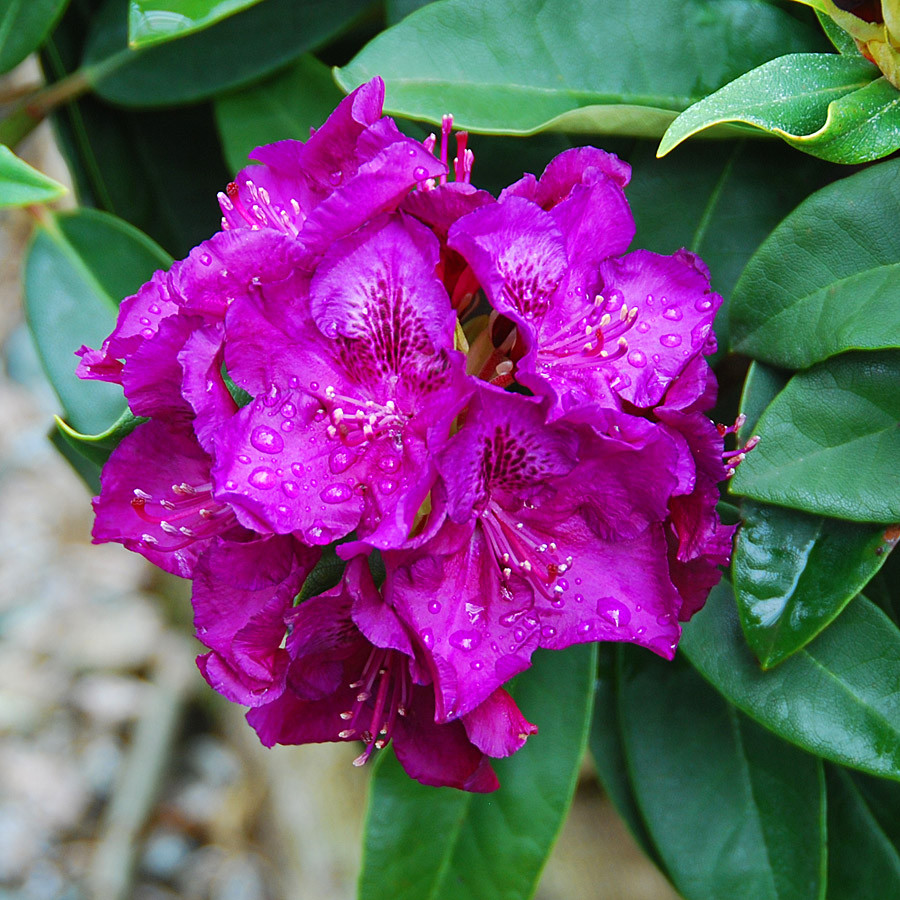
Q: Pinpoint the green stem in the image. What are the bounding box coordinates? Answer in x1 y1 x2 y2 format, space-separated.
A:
0 67 92 149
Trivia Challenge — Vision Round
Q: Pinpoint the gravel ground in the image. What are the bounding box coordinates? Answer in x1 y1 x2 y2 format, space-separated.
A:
0 64 679 900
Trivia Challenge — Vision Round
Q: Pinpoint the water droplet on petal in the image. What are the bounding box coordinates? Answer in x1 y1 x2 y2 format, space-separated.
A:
541 626 556 639
470 661 483 670
291 463 305 478
329 447 356 474
282 481 300 498
695 298 713 312
596 598 631 627
199 253 212 266
249 467 277 490
449 629 482 651
513 628 526 642
663 307 683 321
224 480 237 491
237 454 251 465
251 425 284 454
660 333 682 348
627 350 647 368
420 628 435 648
378 478 398 495
320 483 352 504
377 453 401 473
428 601 441 614
281 420 293 433
413 165 428 180
328 170 342 186
281 402 296 419
637 321 650 333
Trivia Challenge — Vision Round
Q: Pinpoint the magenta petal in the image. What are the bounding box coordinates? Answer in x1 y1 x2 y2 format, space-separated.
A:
449 196 567 329
77 269 178 383
387 521 539 720
301 143 445 256
393 689 500 792
599 249 722 408
197 650 289 707
311 214 454 354
92 419 242 577
462 687 537 758
537 520 682 660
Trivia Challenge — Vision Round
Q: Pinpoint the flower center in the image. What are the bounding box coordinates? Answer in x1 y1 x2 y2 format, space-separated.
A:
321 384 407 449
131 481 235 552
539 290 636 369
337 647 410 767
480 500 573 603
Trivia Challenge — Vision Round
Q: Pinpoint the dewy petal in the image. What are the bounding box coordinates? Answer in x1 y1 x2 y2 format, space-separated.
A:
387 520 540 721
462 687 537 758
448 196 567 330
76 269 179 384
193 535 317 706
92 419 243 577
214 214 470 547
300 140 445 257
597 248 722 408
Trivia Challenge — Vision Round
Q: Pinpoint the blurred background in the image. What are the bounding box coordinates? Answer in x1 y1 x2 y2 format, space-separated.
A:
0 56 680 900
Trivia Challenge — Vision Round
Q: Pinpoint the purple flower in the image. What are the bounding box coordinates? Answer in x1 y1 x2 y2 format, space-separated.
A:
75 78 737 791
384 386 684 720
448 150 721 414
212 212 471 547
245 557 536 791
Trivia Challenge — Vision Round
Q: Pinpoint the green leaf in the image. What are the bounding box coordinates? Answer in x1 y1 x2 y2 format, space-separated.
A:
359 644 596 900
588 646 663 867
0 145 67 207
737 360 789 442
0 0 69 73
815 9 860 55
730 159 900 368
680 581 900 781
54 408 144 466
825 766 900 898
734 500 897 668
729 351 900 522
128 0 265 48
214 54 343 173
619 647 825 900
85 0 373 107
335 0 825 136
658 53 900 164
23 207 170 435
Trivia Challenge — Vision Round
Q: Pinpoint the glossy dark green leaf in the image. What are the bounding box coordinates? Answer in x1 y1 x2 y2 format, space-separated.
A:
588 646 662 867
681 582 900 781
128 0 265 48
359 644 596 900
23 208 170 435
0 0 69 73
730 351 900 522
659 53 900 164
825 766 900 898
214 54 343 173
619 647 825 900
734 500 897 668
84 0 373 107
335 0 825 136
0 145 67 206
737 360 789 443
385 0 436 25
848 767 900 850
730 159 900 368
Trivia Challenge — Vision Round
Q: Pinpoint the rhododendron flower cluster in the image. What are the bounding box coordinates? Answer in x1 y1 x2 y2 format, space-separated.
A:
78 78 737 792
